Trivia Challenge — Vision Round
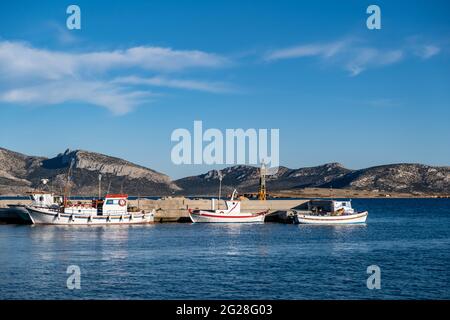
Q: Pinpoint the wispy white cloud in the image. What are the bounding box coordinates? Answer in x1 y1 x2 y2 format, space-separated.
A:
74 46 229 74
406 35 442 60
0 41 77 81
0 40 231 114
46 22 81 46
265 37 440 76
265 40 348 61
113 76 233 93
346 48 403 76
0 41 229 80
0 81 152 115
415 45 440 59
366 98 401 108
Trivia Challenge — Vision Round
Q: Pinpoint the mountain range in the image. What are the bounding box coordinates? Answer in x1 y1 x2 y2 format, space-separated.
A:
0 147 449 196
0 148 179 196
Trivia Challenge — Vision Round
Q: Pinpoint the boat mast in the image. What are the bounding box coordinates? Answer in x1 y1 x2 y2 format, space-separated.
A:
63 158 75 208
106 180 112 195
217 170 223 210
98 174 102 199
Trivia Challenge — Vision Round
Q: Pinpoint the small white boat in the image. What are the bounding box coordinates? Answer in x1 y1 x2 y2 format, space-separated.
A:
294 200 368 225
26 194 155 225
189 190 268 223
294 211 368 224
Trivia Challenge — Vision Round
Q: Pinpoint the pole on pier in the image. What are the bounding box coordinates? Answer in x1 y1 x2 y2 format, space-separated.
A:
218 170 223 210
98 174 102 199
63 159 75 208
258 161 267 201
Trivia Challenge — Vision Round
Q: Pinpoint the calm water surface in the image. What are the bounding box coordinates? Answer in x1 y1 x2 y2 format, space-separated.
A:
0 199 449 299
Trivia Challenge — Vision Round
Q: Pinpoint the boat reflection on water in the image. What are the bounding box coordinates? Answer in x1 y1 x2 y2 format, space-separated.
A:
295 222 370 257
28 224 156 265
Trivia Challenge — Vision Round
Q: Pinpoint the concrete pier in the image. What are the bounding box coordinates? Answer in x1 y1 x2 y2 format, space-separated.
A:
0 198 308 223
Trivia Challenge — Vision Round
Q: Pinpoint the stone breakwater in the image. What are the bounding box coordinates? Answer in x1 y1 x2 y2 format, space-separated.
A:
0 198 307 223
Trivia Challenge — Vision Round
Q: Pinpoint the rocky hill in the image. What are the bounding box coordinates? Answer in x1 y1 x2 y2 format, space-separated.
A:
175 163 450 196
318 163 450 193
0 148 179 196
1 147 448 196
174 163 351 196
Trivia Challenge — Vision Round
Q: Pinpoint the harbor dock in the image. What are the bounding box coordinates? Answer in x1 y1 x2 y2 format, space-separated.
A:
0 198 307 223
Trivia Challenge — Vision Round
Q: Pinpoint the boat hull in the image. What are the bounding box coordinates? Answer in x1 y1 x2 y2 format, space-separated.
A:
189 209 266 223
0 205 33 224
294 211 368 225
26 206 155 225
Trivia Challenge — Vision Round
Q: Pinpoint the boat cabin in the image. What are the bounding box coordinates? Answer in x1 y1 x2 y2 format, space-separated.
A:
308 200 354 214
63 194 129 215
218 189 241 214
27 192 62 208
222 199 241 213
102 194 129 215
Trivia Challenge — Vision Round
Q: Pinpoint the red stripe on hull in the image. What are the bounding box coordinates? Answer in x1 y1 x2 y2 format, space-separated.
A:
190 211 267 219
299 212 368 221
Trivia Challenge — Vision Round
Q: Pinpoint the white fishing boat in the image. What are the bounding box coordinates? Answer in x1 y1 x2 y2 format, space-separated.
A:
26 193 155 225
294 200 368 225
23 162 154 225
189 190 268 223
4 191 63 224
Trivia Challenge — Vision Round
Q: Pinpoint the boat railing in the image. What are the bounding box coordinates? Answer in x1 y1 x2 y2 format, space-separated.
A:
30 205 61 212
103 210 133 215
65 203 95 208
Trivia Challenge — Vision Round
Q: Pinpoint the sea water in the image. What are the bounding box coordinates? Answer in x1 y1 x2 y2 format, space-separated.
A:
0 199 448 299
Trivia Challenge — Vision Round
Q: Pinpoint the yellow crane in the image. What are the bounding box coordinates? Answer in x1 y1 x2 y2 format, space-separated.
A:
258 161 267 200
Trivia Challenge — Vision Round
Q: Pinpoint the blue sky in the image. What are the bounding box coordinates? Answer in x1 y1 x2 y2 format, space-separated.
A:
0 0 449 179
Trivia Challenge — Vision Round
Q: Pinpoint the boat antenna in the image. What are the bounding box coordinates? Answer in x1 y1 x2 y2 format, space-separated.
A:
120 180 124 194
106 180 112 195
217 170 223 210
231 189 237 201
63 158 75 208
98 174 102 199
40 178 49 191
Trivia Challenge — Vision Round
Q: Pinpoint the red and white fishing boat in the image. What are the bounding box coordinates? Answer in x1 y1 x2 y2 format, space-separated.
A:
23 163 154 225
188 190 268 223
26 193 155 225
